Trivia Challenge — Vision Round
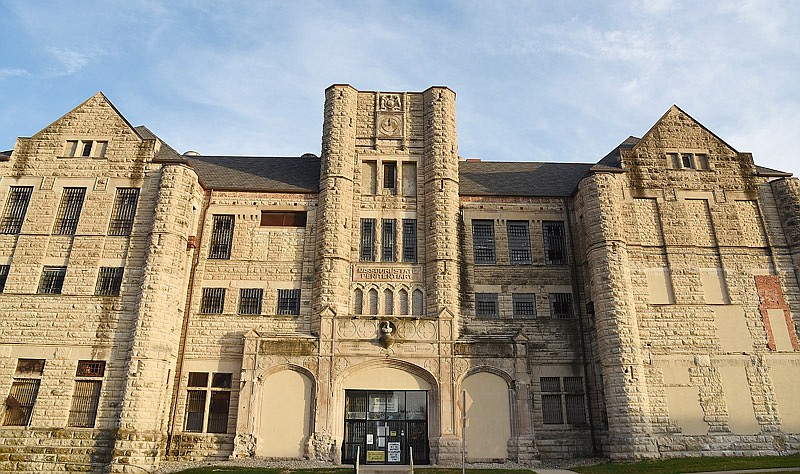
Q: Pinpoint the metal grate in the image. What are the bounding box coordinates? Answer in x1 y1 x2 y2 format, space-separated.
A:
1 186 33 234
0 265 9 293
512 293 536 318
541 394 564 424
38 266 66 294
200 288 225 314
108 188 139 235
76 360 106 377
566 393 586 424
549 293 574 318
472 220 495 264
507 220 531 264
207 391 231 433
475 293 498 318
3 379 40 426
360 219 376 262
402 219 417 262
277 289 301 315
381 219 396 262
543 221 566 265
184 390 206 432
238 288 263 315
383 161 397 189
95 267 124 296
564 376 584 392
53 187 86 235
208 215 234 259
67 380 102 428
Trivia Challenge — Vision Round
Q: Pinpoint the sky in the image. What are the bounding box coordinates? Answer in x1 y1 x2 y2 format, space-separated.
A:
0 0 798 174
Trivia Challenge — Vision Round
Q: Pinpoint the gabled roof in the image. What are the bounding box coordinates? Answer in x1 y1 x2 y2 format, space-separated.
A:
134 126 183 162
595 136 639 169
32 92 145 141
634 105 738 154
458 161 595 197
186 155 321 193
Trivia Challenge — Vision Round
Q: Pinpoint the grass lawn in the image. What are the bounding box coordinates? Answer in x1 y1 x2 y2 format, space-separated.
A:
572 454 800 474
170 468 534 474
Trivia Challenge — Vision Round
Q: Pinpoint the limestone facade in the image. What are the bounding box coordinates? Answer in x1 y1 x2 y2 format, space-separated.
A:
0 87 798 472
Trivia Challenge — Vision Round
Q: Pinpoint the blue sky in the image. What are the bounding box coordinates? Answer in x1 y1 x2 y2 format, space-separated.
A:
1 0 798 173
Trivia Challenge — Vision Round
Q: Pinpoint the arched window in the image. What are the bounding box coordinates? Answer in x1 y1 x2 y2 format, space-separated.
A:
368 289 378 315
384 289 394 315
412 289 424 316
354 289 363 315
399 289 409 315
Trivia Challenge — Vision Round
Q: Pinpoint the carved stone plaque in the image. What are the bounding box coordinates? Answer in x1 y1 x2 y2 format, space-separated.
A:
353 265 422 282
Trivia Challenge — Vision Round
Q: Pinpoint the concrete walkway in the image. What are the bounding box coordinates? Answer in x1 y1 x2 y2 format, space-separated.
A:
532 468 800 474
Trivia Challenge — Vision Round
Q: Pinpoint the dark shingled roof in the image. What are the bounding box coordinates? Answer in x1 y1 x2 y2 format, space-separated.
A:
458 161 595 196
755 165 792 177
187 155 321 193
134 126 184 162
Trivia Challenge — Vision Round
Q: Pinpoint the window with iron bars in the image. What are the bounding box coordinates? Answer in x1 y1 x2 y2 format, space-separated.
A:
1 186 33 234
38 266 66 294
200 288 226 314
277 289 301 315
0 265 9 293
475 293 499 318
209 215 234 259
3 359 44 426
53 187 86 235
549 293 574 319
238 288 263 315
95 267 124 296
382 219 396 262
360 218 376 262
512 293 536 318
108 188 139 236
184 372 232 434
472 220 495 264
67 360 105 428
507 220 531 264
540 376 586 425
543 221 566 265
402 219 417 263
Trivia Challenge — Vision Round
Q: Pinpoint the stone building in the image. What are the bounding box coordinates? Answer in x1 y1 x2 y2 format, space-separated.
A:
0 85 798 472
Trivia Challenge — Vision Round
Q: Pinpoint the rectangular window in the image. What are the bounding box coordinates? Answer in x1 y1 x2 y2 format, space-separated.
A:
260 211 307 227
402 219 417 263
53 187 86 235
543 221 566 265
362 161 377 195
67 360 105 428
541 376 586 425
277 289 301 315
549 293 574 319
402 162 417 196
475 293 498 319
64 140 106 158
383 161 397 190
1 186 33 234
381 219 396 262
696 154 710 170
95 267 124 296
200 288 225 314
185 372 232 434
472 220 495 264
360 218 376 262
238 288 263 315
108 188 139 236
507 220 531 264
209 215 234 259
3 359 45 426
0 265 9 293
513 293 536 318
38 266 66 294
681 153 695 169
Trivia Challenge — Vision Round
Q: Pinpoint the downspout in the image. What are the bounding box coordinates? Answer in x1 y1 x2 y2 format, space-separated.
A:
564 196 598 456
165 187 212 456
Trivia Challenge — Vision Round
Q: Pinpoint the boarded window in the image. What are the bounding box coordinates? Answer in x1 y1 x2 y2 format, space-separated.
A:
260 211 307 227
209 215 234 259
362 161 377 195
472 220 495 264
402 162 417 196
108 188 139 235
53 187 86 235
1 186 33 234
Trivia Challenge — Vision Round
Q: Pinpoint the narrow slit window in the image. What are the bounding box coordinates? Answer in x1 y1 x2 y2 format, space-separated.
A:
382 219 396 262
402 219 417 263
360 219 376 262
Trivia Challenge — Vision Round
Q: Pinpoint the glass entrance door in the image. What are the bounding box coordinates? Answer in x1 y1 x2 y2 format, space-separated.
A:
343 390 429 465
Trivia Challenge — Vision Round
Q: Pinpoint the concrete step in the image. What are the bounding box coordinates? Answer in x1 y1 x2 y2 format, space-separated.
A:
358 466 412 474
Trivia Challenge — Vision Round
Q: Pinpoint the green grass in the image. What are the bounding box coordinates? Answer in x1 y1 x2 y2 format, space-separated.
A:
571 454 800 474
170 468 533 474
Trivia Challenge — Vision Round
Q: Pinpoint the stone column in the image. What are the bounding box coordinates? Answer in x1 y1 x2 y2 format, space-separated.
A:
512 331 538 462
111 164 199 472
577 172 657 460
771 177 800 279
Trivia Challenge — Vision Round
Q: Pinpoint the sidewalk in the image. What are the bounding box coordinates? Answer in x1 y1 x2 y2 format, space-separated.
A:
533 468 800 474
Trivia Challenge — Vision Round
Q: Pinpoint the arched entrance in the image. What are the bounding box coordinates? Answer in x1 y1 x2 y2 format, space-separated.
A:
257 368 314 458
462 371 511 461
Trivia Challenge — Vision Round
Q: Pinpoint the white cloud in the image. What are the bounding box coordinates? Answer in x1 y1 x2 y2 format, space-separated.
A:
0 68 29 79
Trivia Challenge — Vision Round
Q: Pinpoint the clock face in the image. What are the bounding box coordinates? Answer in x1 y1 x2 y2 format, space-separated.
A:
379 116 401 136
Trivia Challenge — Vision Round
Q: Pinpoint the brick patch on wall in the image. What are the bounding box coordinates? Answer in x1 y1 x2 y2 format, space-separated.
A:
754 274 799 351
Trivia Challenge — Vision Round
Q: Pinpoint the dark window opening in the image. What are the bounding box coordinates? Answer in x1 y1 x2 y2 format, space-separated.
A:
475 293 498 318
108 188 139 236
260 211 307 227
543 221 566 265
507 220 531 264
472 220 495 264
277 289 301 315
360 219 376 262
1 186 33 234
200 288 226 314
53 187 86 235
238 288 263 315
38 266 66 294
95 267 124 296
209 215 234 259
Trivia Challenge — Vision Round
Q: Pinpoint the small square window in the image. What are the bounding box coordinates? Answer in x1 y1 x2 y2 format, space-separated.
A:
38 266 66 294
549 293 574 319
238 288 263 315
475 293 498 318
200 288 225 314
95 267 124 296
277 289 301 315
513 293 536 318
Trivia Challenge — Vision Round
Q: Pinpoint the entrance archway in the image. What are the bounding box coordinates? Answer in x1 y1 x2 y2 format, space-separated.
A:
257 368 313 458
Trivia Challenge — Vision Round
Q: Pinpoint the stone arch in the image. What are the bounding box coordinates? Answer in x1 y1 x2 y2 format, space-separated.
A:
460 369 512 461
412 288 424 315
353 288 363 315
383 288 394 315
256 364 316 458
367 288 379 315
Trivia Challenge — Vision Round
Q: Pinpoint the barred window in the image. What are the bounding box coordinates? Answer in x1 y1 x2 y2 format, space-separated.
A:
1 186 33 234
549 293 574 319
402 219 417 263
277 289 301 315
260 211 307 227
360 219 376 262
3 359 45 426
67 360 105 428
95 267 124 296
200 288 225 314
507 220 531 264
0 265 9 293
238 288 263 315
543 221 566 265
53 187 86 235
383 161 397 190
472 220 495 264
513 293 536 318
540 376 586 425
38 266 66 294
382 219 396 262
209 215 234 259
185 372 232 434
475 293 498 318
108 188 139 236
